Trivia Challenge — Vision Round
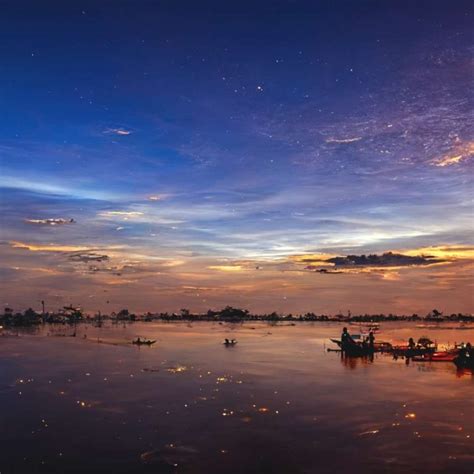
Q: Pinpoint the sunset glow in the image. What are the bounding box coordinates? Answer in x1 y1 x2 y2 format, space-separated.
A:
0 1 472 315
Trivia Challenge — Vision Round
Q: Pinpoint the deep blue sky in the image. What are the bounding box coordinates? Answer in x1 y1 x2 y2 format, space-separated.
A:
0 1 473 313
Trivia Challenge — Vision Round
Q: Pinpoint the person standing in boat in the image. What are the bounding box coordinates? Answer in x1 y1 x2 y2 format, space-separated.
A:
341 327 355 345
368 331 375 350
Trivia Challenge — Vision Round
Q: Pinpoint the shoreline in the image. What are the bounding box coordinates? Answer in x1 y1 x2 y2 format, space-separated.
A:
2 314 473 328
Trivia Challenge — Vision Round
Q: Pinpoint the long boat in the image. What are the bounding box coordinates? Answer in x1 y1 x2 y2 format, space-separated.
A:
132 339 156 345
391 343 436 358
340 341 373 357
330 338 392 353
411 350 459 362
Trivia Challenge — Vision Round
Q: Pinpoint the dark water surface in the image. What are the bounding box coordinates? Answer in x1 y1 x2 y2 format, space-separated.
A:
0 321 473 473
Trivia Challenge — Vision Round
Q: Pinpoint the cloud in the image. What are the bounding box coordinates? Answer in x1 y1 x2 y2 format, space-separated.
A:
404 245 474 260
432 141 474 167
322 252 444 268
68 252 110 263
148 195 168 201
10 241 91 252
325 137 362 144
306 267 344 274
99 211 144 218
25 218 76 226
208 265 243 272
104 128 132 136
0 175 123 201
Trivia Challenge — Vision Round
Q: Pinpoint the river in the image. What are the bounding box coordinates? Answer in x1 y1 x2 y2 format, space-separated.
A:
0 321 473 473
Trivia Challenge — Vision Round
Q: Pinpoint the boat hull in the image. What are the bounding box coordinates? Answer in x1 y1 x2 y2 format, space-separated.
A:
412 351 458 362
453 355 474 369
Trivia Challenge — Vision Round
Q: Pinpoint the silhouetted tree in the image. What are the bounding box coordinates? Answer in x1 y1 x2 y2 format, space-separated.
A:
218 306 249 319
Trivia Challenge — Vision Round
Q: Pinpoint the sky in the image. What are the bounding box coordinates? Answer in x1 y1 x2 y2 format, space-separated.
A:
0 1 473 315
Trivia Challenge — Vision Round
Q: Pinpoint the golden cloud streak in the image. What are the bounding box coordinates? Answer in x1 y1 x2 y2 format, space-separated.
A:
289 253 335 265
433 141 474 167
10 241 92 252
10 241 125 254
404 245 474 260
208 265 243 272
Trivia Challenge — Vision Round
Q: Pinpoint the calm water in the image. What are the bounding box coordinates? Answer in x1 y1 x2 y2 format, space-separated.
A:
0 321 473 473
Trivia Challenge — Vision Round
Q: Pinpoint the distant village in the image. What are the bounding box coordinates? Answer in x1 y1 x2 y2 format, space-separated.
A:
1 304 473 327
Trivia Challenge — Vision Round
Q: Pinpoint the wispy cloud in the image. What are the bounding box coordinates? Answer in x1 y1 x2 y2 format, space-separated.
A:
148 195 168 201
432 141 474 167
322 252 444 268
0 175 123 201
10 241 92 252
103 127 132 136
208 265 243 272
99 211 144 218
25 218 76 226
325 137 362 144
69 252 109 263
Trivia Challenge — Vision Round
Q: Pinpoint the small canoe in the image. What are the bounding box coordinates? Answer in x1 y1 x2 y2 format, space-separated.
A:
132 339 156 345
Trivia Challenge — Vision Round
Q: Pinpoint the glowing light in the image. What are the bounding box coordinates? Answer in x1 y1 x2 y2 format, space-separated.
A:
166 366 187 374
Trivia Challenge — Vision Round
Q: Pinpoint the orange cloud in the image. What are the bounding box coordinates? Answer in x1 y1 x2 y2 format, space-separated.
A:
404 245 474 260
208 265 243 272
10 241 92 252
10 241 125 254
433 141 474 167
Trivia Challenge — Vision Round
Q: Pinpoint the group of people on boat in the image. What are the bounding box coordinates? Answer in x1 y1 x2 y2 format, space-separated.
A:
224 338 237 345
341 327 375 352
338 327 473 370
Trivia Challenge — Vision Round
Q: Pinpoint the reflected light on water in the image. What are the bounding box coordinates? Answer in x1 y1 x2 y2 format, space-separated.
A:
0 321 473 473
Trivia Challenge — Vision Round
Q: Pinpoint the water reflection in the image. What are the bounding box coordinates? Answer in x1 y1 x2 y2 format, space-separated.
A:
0 321 473 473
340 352 375 369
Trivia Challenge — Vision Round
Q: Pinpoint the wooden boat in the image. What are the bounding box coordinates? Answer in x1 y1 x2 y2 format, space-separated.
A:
331 339 391 353
223 340 237 346
392 346 435 358
412 350 459 362
392 338 437 357
340 341 374 357
453 353 474 369
132 339 156 345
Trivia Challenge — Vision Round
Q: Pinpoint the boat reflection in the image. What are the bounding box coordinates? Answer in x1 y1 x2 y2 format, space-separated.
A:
340 352 375 369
